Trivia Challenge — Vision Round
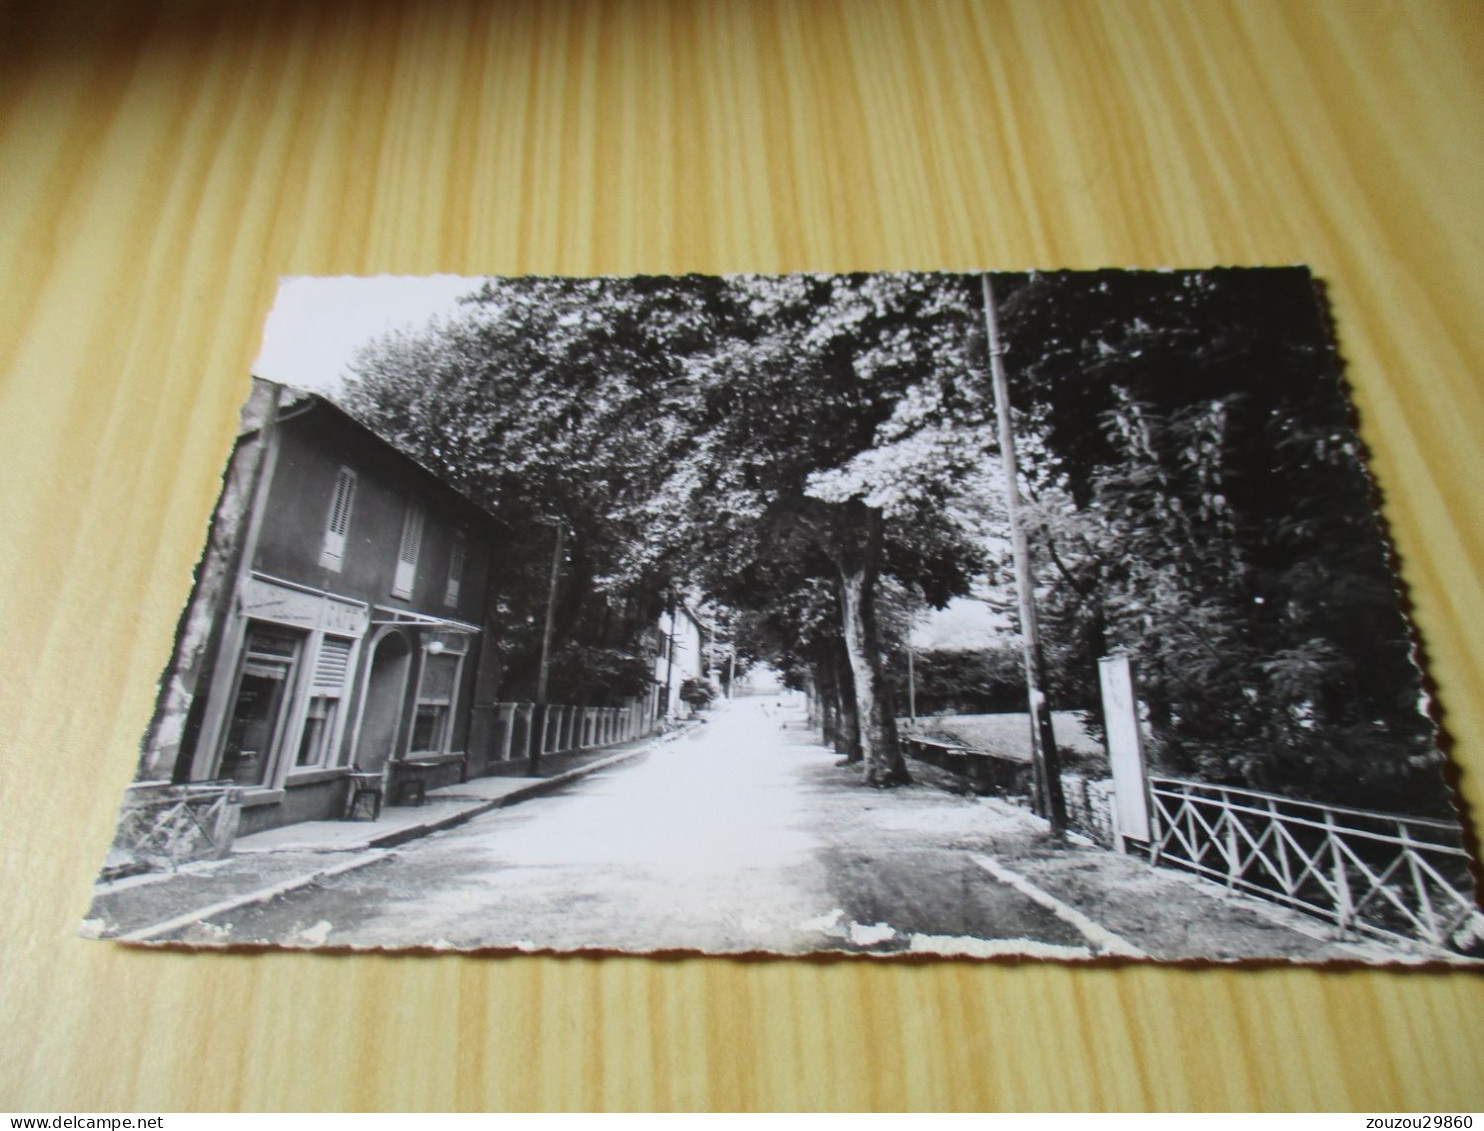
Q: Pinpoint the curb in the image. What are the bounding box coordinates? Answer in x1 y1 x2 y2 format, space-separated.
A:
969 852 1148 959
109 726 690 942
365 739 662 848
117 852 395 943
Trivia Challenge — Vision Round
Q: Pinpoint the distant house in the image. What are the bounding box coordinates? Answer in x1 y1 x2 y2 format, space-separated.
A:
653 600 707 719
135 378 502 838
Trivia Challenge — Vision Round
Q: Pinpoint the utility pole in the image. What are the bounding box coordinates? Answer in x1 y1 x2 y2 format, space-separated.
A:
532 522 565 773
663 592 677 721
907 645 917 726
983 274 1068 837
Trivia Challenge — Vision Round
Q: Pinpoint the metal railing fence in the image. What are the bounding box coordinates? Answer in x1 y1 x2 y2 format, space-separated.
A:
1149 777 1480 952
114 782 243 870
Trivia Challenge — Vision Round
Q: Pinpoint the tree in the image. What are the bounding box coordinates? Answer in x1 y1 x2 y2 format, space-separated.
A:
678 677 717 713
727 569 865 759
990 269 1447 815
668 273 992 785
346 272 1001 789
344 276 717 705
889 645 1026 716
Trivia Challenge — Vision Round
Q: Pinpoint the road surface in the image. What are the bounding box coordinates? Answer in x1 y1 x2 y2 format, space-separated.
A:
165 699 1116 956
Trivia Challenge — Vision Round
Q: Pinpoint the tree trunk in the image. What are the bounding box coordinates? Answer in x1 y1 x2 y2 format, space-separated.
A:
813 661 836 739
833 508 910 786
832 636 862 762
779 494 909 786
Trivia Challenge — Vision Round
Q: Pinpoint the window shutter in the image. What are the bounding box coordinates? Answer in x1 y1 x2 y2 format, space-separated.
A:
444 535 466 606
392 504 424 598
313 637 353 691
319 468 356 570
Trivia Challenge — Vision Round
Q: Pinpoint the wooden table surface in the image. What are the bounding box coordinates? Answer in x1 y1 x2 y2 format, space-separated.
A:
3 0 1482 1113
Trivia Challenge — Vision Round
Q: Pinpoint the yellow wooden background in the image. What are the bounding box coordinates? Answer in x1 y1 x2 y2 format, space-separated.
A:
3 0 1482 1112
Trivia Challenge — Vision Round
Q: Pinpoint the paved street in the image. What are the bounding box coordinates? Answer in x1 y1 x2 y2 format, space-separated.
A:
134 699 1376 960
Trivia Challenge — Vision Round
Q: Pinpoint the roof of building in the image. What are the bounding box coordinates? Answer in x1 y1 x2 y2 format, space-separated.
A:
244 376 506 527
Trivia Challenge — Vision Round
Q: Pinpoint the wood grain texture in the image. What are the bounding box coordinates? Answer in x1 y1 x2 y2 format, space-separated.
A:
2 0 1482 1112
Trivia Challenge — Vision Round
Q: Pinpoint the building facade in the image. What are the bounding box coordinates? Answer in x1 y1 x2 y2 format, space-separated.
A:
652 600 707 720
134 379 501 838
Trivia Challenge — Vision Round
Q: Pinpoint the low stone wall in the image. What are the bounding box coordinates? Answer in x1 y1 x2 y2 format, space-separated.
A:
902 734 1119 847
902 735 1035 796
237 775 348 837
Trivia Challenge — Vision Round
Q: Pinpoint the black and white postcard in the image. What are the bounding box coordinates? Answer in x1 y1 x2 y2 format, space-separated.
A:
81 269 1481 962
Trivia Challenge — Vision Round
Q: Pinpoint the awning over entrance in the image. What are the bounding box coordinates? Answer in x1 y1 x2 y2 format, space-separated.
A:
369 606 482 635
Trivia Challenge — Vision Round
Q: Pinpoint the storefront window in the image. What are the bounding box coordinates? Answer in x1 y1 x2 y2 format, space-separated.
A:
296 697 339 767
220 626 302 787
295 635 353 769
411 703 447 752
409 648 461 754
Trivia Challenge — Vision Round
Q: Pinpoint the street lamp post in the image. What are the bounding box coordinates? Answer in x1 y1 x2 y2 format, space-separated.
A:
531 521 565 774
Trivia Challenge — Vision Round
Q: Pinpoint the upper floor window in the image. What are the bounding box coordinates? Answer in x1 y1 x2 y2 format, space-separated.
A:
319 468 357 571
444 533 466 607
391 502 425 599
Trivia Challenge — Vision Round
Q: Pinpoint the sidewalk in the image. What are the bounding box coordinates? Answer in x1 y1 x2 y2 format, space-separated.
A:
893 754 1425 963
80 732 678 941
233 745 637 853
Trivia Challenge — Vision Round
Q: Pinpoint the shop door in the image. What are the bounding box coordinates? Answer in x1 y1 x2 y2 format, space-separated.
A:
219 626 302 787
356 631 411 774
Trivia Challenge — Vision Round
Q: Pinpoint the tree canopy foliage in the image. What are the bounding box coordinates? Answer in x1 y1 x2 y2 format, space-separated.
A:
340 268 1445 815
992 269 1446 815
343 276 716 703
890 645 1027 718
665 273 994 782
346 272 995 784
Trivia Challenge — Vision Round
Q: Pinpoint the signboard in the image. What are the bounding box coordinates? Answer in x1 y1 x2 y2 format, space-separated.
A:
242 575 370 636
1098 654 1151 845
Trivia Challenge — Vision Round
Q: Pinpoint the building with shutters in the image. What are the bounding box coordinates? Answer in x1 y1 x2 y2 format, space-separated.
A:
131 378 503 839
652 600 708 720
